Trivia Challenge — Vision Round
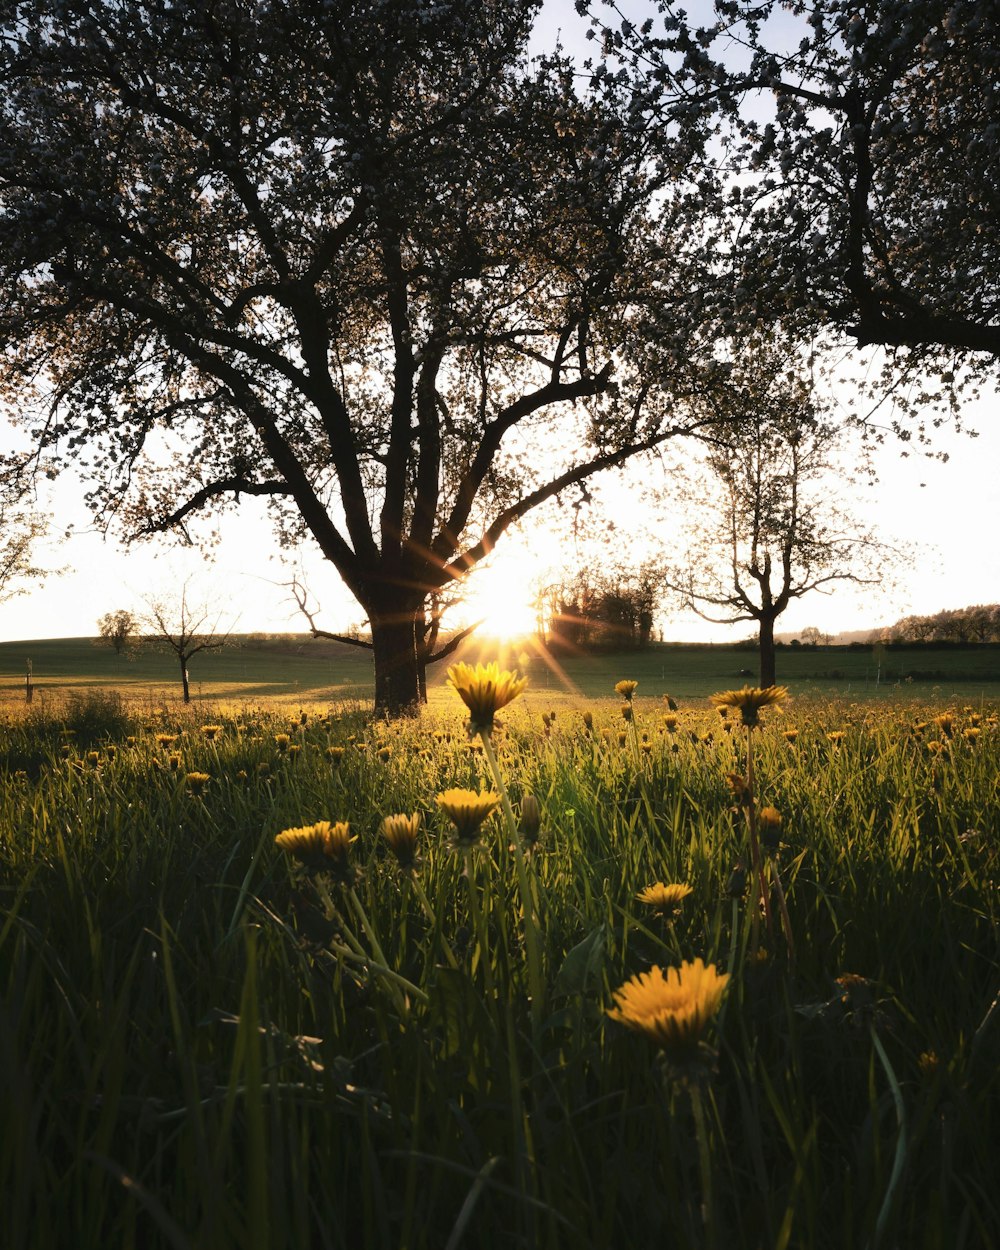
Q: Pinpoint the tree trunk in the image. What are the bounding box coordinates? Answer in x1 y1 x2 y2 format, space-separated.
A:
371 613 421 717
180 656 190 703
758 615 778 688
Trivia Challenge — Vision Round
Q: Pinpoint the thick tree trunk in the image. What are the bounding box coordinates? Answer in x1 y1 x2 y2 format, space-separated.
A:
758 615 777 688
180 656 191 703
371 613 422 717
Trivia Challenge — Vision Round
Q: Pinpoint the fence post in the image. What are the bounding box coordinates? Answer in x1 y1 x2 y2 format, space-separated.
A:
25 658 33 704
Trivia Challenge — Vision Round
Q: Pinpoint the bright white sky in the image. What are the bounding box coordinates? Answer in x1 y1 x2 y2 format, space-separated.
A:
1 0 997 645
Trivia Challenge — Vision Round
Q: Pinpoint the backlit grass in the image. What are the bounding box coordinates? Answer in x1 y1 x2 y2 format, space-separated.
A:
0 687 997 1248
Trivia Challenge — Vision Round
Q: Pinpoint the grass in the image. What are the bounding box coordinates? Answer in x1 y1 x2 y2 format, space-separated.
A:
0 677 998 1248
2 634 999 706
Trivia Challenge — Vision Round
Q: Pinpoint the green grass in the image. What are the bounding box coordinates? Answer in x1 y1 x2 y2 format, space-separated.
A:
1 684 998 1248
2 635 998 706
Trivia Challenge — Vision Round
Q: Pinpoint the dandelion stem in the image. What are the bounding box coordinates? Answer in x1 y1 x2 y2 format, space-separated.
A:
408 874 459 970
463 847 497 1006
688 1078 716 1250
480 731 544 1033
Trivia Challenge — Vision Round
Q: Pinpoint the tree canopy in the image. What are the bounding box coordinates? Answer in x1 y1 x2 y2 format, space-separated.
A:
0 0 719 712
592 0 1000 387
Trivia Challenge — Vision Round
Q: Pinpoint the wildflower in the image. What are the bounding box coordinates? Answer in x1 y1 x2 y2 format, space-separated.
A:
963 727 981 744
725 772 752 805
276 820 356 879
615 680 638 701
581 710 594 734
826 731 845 746
201 725 223 741
274 733 290 752
662 715 678 732
60 744 73 759
155 733 177 748
381 812 421 870
287 744 301 758
86 750 100 767
168 753 182 771
757 805 783 853
933 713 955 738
299 711 308 726
917 1050 939 1078
518 794 542 847
105 745 117 762
782 729 799 744
436 787 501 847
636 882 693 912
326 745 345 765
607 959 729 1063
620 702 633 723
447 661 526 736
709 686 788 728
377 746 392 763
185 771 211 795
664 695 679 711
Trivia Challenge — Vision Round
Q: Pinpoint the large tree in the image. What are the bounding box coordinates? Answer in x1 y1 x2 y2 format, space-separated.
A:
0 0 713 714
662 343 895 686
591 0 1000 387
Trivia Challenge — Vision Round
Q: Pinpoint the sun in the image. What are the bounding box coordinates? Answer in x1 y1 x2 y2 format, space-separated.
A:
461 564 538 641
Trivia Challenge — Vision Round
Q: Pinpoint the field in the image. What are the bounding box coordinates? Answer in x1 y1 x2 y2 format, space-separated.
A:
2 635 999 706
0 647 998 1248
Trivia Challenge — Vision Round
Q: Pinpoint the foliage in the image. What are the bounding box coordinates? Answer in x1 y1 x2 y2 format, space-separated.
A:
886 603 1000 645
96 608 138 657
588 0 1000 418
0 0 718 713
0 691 998 1247
544 560 661 651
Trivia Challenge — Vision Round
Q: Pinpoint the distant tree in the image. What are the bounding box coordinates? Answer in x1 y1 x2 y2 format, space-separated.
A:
97 609 137 658
888 604 1000 644
547 562 659 652
662 342 898 686
141 584 232 704
799 626 822 647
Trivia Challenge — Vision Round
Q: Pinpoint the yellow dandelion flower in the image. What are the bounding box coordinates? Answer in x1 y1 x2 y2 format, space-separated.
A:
962 727 981 744
436 787 501 847
155 733 177 748
662 714 678 732
275 820 356 877
636 882 693 910
607 959 729 1062
86 750 100 767
381 812 421 870
201 725 223 741
326 745 345 765
620 702 634 723
274 733 290 752
933 713 955 738
447 661 526 735
709 686 788 727
782 729 799 744
168 753 182 771
377 746 392 763
615 680 638 701
582 710 594 733
826 731 845 745
185 771 211 795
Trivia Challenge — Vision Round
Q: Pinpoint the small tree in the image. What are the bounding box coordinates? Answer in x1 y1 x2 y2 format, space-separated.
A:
663 345 898 686
97 610 138 658
141 584 232 704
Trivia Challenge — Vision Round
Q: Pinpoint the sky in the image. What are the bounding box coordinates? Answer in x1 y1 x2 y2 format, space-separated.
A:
0 0 997 646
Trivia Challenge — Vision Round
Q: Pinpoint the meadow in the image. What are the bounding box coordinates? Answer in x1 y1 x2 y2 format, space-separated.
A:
0 652 998 1248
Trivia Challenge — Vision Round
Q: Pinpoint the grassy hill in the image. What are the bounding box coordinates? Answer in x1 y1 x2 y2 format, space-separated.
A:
1 634 998 708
